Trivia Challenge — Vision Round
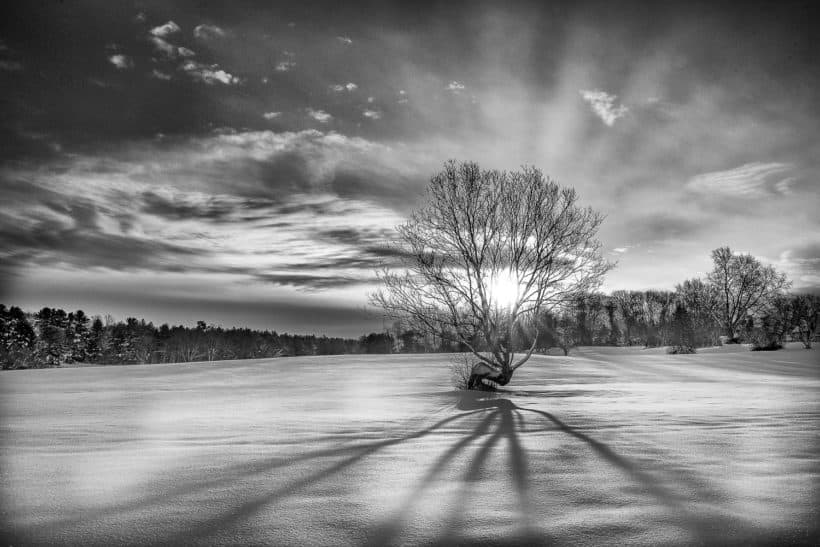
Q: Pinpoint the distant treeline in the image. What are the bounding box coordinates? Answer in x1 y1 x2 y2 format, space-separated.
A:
0 306 399 370
1 289 817 370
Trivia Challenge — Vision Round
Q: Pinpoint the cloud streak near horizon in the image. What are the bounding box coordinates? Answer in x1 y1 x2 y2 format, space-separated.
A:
1 1 818 334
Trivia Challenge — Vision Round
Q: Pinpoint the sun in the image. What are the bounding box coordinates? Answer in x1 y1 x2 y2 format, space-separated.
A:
486 269 522 310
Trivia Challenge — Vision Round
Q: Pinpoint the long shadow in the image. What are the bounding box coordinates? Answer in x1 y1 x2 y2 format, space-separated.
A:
174 392 730 545
36 409 485 537
30 391 752 545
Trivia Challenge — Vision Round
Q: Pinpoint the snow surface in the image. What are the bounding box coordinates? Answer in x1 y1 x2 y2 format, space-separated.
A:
1 345 818 545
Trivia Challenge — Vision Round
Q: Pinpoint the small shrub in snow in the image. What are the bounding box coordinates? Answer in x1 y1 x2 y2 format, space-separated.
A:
450 354 474 390
667 345 696 354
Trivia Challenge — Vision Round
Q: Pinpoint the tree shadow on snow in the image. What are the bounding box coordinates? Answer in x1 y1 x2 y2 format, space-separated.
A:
20 390 815 546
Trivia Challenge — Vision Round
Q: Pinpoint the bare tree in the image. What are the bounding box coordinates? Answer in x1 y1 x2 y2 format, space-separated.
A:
371 161 611 389
675 278 721 347
707 247 791 341
791 294 819 349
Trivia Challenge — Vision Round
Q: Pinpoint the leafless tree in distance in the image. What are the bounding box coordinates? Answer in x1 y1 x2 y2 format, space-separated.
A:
371 160 612 389
707 246 791 341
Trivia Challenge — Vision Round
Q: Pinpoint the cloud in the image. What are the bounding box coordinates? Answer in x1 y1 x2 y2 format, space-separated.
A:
612 247 629 254
180 61 241 85
148 36 177 57
148 36 195 59
108 54 134 70
307 108 332 123
151 69 172 81
336 36 353 45
367 96 374 103
0 128 432 294
275 60 296 72
776 242 820 292
193 24 225 40
149 21 181 37
263 112 281 120
363 109 382 120
0 60 23 71
686 162 795 198
446 81 465 92
0 199 203 274
331 82 358 92
580 89 629 126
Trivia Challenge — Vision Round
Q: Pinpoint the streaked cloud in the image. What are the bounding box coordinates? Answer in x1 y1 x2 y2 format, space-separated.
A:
686 162 795 197
150 69 172 81
180 61 241 85
580 89 629 126
108 54 134 70
148 36 177 57
149 21 181 37
775 243 820 293
363 109 382 120
0 60 23 71
331 82 358 92
262 111 281 120
0 129 413 294
307 108 332 123
336 36 353 45
193 24 225 40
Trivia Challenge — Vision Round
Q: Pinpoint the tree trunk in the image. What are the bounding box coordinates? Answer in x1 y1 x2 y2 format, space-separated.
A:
467 362 513 390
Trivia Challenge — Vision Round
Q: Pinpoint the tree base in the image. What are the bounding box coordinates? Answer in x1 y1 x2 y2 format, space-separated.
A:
467 362 512 391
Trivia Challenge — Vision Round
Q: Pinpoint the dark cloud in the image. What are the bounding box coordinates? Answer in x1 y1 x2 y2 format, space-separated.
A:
2 0 819 332
140 191 277 223
0 204 204 274
250 273 366 290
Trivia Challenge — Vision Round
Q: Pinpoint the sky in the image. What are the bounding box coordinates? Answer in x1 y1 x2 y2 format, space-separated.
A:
1 0 818 336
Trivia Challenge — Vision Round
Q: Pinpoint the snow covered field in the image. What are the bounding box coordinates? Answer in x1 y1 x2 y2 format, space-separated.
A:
2 345 818 545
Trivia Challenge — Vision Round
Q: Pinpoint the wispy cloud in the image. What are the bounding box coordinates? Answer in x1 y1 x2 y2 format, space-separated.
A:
776 243 820 292
307 108 332 123
148 36 177 58
193 24 225 40
686 162 795 197
580 89 629 126
0 60 23 71
150 69 172 81
149 21 181 37
331 82 358 92
180 61 241 85
0 128 411 292
108 54 134 70
336 36 353 45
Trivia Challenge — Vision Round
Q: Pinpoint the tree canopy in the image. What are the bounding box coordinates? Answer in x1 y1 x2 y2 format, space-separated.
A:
372 160 612 388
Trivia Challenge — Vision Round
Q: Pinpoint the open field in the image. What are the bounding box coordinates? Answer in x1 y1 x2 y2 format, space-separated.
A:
1 345 818 545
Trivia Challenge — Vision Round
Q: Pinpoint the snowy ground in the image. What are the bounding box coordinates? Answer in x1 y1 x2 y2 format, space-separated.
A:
1 345 818 545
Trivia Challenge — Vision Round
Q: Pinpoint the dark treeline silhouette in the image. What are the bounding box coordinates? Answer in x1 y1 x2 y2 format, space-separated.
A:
1 247 817 370
0 307 401 370
2 291 816 370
